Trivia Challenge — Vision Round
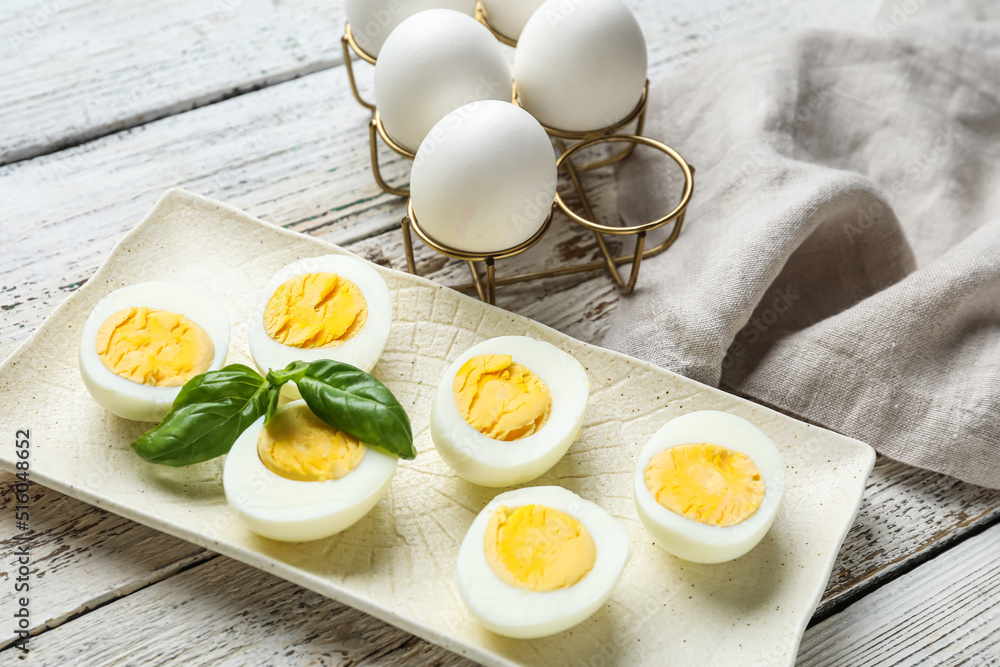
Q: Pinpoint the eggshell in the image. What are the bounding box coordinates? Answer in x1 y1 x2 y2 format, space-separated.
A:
479 0 546 40
410 100 557 254
345 0 476 57
514 0 647 131
374 9 512 152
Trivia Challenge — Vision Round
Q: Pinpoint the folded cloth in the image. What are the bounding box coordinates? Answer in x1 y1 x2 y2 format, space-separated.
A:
604 0 1000 488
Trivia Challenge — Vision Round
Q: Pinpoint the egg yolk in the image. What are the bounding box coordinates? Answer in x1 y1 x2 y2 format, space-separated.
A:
453 355 551 441
263 272 368 349
484 504 596 592
95 306 214 387
644 444 765 527
258 405 366 482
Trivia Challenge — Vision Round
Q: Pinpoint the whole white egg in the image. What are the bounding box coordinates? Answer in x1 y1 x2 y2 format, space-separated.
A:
514 0 648 131
633 410 785 564
457 485 630 638
346 0 477 58
78 282 231 422
410 100 556 254
479 0 546 41
430 335 588 486
374 9 512 153
247 254 392 396
223 400 398 542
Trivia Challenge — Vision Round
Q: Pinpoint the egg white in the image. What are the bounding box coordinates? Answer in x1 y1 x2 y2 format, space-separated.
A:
479 0 545 41
247 254 392 398
514 0 648 132
430 336 589 487
457 485 631 638
345 0 476 58
223 400 398 542
410 100 557 254
78 281 231 422
633 410 785 564
373 9 513 152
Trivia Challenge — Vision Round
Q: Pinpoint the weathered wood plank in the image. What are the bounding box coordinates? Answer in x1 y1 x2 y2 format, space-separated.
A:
0 0 879 167
6 461 996 666
816 456 1000 619
0 472 210 650
799 522 1000 666
1 553 473 666
6 0 943 662
0 0 344 165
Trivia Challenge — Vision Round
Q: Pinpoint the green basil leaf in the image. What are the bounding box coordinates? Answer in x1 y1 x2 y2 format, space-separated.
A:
296 360 415 460
131 364 269 467
263 383 282 426
266 360 308 388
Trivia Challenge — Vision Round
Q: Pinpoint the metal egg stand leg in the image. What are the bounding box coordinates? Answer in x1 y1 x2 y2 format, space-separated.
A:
341 25 376 111
385 79 694 305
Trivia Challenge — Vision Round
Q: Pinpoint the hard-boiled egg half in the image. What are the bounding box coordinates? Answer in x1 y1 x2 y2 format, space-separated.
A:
223 400 398 542
634 410 785 564
430 336 588 487
79 282 231 421
457 485 630 638
248 255 392 395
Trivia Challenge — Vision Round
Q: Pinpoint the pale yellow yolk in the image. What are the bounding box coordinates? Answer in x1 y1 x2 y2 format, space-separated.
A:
263 272 368 349
644 444 765 527
484 504 597 592
257 405 366 482
95 306 214 387
452 355 551 441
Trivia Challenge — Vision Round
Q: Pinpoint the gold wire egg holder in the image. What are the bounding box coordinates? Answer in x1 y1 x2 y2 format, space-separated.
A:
400 130 694 305
341 19 696 304
341 1 511 113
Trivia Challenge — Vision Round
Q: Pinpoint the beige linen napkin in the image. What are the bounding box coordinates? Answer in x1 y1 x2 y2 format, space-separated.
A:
604 0 1000 488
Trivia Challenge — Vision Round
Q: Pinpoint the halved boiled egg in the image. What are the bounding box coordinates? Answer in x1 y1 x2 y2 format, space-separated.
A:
430 336 589 487
78 282 230 421
223 400 398 542
634 410 785 564
247 255 392 393
457 485 630 638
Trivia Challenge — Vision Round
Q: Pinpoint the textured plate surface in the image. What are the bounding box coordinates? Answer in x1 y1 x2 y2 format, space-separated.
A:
0 189 875 666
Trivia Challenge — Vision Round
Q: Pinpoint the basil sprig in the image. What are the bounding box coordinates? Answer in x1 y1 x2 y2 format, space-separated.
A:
131 360 415 466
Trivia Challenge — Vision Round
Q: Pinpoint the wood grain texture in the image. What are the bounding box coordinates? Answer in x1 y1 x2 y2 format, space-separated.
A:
4 554 472 667
0 0 878 167
0 472 210 650
12 0 990 662
799 522 1000 666
0 0 343 165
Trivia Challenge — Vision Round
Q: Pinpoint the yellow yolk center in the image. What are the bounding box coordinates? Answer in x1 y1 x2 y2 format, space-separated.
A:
95 306 214 387
263 272 368 349
484 504 597 592
452 355 552 441
258 405 366 482
644 444 765 527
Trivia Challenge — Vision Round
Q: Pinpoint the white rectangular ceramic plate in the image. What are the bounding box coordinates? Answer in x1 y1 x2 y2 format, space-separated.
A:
0 189 875 666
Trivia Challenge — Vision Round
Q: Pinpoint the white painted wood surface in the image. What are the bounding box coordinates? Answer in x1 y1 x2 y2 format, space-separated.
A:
5 0 997 664
0 0 343 165
799 522 1000 665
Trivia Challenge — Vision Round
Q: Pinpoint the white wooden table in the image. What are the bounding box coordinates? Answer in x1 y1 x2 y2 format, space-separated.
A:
3 0 999 664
